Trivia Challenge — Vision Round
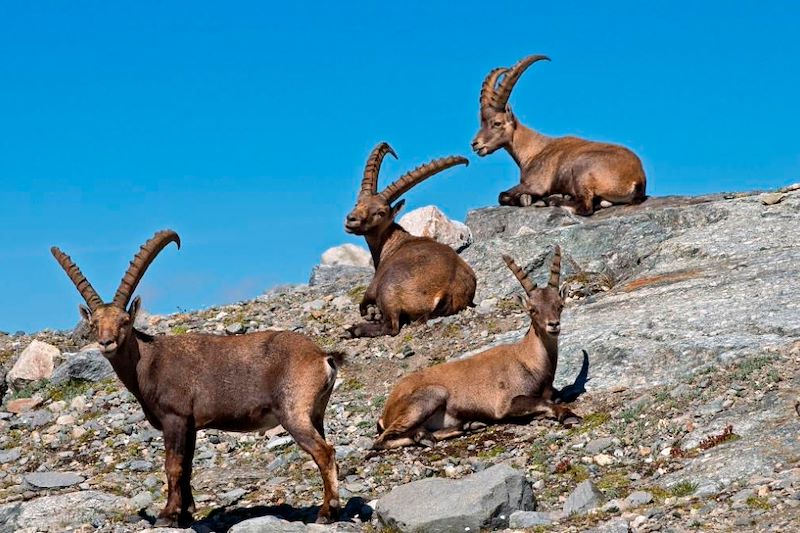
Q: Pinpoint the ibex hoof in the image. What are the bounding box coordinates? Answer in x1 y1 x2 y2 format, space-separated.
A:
154 516 180 528
562 415 582 428
519 193 533 207
364 304 383 322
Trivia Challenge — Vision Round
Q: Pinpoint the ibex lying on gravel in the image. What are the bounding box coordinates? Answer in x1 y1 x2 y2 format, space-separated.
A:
373 246 580 449
472 55 647 215
345 142 476 337
52 231 341 526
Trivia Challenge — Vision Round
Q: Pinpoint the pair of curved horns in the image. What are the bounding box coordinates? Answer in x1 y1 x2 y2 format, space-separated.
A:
359 142 469 204
502 245 561 295
480 54 550 111
51 230 181 311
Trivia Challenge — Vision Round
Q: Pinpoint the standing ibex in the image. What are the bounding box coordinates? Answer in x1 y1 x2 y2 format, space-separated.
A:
51 230 341 526
373 246 580 449
472 55 647 215
345 142 476 337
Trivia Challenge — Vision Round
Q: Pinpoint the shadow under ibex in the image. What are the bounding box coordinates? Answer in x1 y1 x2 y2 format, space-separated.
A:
554 349 591 403
141 497 371 532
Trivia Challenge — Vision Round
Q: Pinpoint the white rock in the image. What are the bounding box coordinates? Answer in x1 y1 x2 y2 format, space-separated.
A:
8 340 58 389
321 243 372 267
398 205 473 251
594 454 615 466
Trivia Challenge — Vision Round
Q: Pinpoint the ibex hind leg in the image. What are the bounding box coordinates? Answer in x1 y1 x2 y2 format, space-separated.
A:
373 386 449 449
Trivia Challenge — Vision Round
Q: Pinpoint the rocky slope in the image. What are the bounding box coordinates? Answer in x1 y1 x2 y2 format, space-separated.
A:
1 186 799 532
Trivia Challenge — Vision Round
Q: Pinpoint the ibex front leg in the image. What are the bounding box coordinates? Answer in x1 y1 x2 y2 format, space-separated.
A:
156 416 194 527
503 395 582 428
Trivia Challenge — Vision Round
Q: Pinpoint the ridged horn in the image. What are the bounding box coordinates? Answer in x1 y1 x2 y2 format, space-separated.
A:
379 156 469 204
493 54 550 110
480 67 508 111
502 254 536 295
51 247 105 311
361 142 397 197
112 230 181 309
548 245 561 288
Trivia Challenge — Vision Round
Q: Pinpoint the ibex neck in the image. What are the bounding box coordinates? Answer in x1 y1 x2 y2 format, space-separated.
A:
521 324 559 371
506 124 550 170
364 223 412 269
108 330 145 402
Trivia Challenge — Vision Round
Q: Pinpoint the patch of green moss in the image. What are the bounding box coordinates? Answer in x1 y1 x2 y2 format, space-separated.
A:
478 445 507 460
670 481 698 497
570 412 611 435
596 470 632 500
371 395 386 409
48 379 94 402
340 377 363 392
348 285 367 303
171 325 189 335
733 355 774 380
745 496 772 510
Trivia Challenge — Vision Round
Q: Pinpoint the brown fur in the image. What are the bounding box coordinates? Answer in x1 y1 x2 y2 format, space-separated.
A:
52 231 341 526
345 143 476 337
373 246 580 449
472 55 647 215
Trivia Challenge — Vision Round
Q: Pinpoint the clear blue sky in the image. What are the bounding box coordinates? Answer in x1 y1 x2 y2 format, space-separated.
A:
1 1 798 332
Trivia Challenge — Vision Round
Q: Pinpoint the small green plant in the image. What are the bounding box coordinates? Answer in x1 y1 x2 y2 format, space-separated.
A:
348 285 367 303
745 495 772 510
171 325 189 335
669 481 698 497
478 445 507 460
371 395 386 409
48 379 95 402
340 377 363 392
596 470 632 500
620 404 646 423
733 355 773 380
570 412 610 434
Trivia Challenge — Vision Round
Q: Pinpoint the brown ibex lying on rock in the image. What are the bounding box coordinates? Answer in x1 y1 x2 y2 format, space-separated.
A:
51 230 341 526
472 55 647 215
373 246 580 449
345 142 476 337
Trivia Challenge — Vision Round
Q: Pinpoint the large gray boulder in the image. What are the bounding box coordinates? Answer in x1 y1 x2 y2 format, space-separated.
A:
0 490 129 532
376 463 534 532
50 346 114 385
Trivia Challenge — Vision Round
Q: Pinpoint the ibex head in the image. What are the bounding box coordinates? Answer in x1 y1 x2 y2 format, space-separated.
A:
345 142 468 235
502 245 563 337
51 230 180 355
472 55 549 156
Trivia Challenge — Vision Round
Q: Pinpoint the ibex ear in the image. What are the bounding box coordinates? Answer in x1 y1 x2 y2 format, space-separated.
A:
390 199 406 219
505 105 516 123
79 304 92 322
128 296 141 321
514 293 527 309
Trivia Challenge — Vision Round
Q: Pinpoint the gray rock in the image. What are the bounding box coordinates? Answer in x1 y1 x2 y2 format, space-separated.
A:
308 265 372 288
588 517 631 533
625 490 653 507
24 471 85 489
586 436 615 454
50 347 114 384
131 491 153 509
376 463 533 532
563 480 604 515
509 510 562 527
0 490 127 531
321 243 372 268
221 487 248 506
128 460 154 472
226 322 245 335
398 205 473 252
0 448 21 464
266 435 294 450
229 515 337 532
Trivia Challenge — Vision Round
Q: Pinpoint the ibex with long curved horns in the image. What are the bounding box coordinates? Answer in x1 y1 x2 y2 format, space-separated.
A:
373 246 580 449
51 231 342 526
345 142 476 337
472 55 647 215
